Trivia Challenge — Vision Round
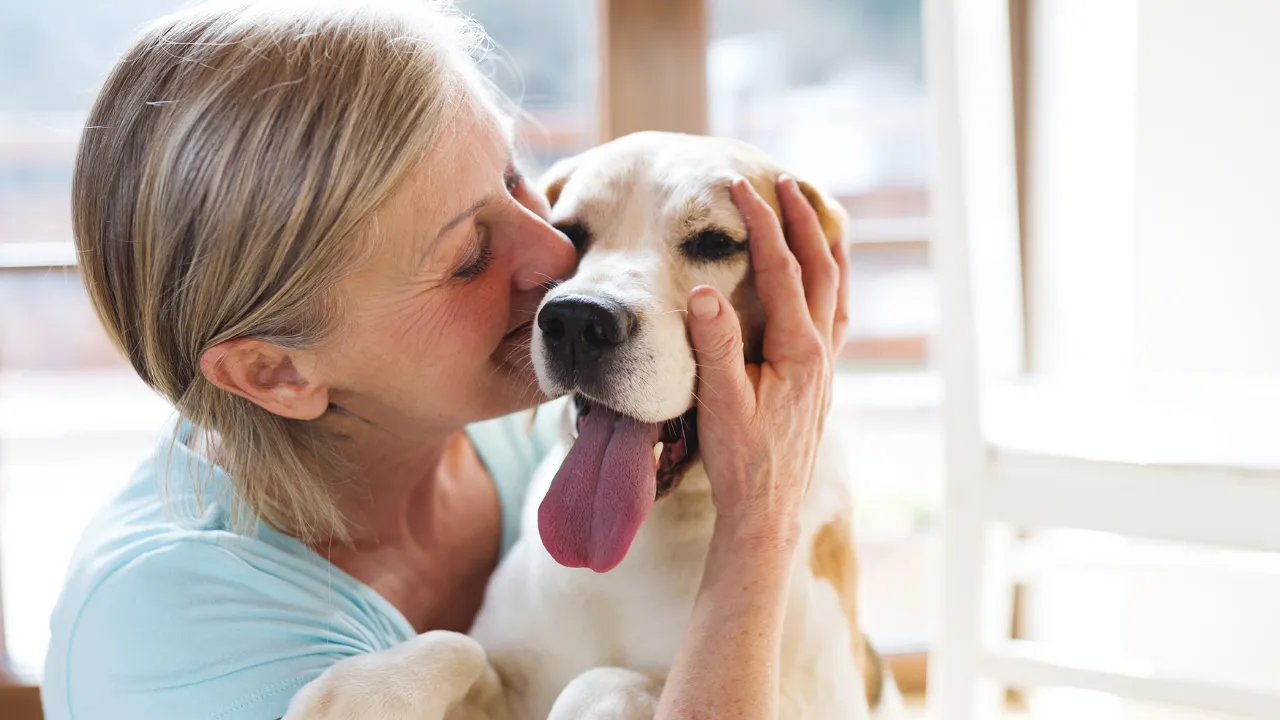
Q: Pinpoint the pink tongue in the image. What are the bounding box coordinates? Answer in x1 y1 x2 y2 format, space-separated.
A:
538 405 662 572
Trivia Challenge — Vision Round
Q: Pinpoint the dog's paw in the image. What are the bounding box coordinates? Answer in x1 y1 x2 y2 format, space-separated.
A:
282 631 489 720
547 667 662 720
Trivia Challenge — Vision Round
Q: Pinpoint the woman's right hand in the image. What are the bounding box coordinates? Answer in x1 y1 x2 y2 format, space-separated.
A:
685 176 850 546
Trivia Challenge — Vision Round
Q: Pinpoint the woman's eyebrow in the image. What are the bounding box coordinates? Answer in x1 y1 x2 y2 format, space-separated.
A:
434 192 494 243
432 151 514 242
421 151 515 262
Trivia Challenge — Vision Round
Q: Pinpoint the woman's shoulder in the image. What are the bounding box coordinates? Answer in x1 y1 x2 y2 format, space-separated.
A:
41 429 414 720
42 536 364 720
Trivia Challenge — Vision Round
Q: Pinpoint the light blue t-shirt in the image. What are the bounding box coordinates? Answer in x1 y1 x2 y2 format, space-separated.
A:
41 402 564 720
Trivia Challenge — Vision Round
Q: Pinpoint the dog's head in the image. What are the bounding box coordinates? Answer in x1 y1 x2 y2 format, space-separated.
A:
532 131 845 572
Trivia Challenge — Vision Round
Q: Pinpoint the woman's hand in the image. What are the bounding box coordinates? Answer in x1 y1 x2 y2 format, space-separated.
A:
655 176 849 720
685 176 850 545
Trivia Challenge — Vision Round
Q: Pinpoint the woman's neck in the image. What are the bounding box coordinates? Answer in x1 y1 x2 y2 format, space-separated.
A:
317 420 503 632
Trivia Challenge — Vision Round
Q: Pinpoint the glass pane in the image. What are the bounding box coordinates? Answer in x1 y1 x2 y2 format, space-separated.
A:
459 0 599 175
0 0 597 248
710 0 940 650
709 0 928 217
1 0 183 246
0 269 123 371
709 0 933 367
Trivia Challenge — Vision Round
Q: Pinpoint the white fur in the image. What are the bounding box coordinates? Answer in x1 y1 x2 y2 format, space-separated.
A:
465 431 871 719
283 133 900 720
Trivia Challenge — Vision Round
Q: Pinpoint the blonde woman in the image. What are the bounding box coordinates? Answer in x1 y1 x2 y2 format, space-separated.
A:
42 2 849 719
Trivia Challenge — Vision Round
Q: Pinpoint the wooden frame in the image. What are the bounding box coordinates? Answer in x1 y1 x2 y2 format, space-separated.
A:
597 0 709 140
0 685 42 720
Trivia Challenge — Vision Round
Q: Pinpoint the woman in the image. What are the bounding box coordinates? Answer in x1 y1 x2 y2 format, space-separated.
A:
42 1 848 719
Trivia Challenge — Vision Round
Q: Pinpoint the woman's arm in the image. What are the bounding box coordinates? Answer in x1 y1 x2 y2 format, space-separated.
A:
656 519 798 719
655 176 850 719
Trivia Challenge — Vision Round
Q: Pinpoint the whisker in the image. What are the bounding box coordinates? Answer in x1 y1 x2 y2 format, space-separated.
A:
696 368 727 415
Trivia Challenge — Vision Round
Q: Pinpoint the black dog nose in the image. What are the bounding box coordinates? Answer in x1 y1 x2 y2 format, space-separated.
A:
538 295 635 352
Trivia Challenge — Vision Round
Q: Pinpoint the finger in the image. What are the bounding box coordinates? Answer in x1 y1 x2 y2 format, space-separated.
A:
686 285 756 422
831 237 851 356
777 176 839 340
729 178 823 362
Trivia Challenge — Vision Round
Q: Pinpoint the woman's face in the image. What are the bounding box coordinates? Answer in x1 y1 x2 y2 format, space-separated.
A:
316 105 577 435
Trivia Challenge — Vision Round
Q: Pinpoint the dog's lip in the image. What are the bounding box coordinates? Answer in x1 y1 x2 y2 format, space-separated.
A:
570 392 691 426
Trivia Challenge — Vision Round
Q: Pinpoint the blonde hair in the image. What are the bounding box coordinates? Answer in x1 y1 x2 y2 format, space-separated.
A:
74 0 504 543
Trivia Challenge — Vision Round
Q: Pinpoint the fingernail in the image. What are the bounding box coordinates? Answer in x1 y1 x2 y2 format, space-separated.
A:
690 292 720 320
778 173 796 190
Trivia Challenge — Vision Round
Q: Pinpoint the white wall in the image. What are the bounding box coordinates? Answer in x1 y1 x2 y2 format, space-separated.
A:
1133 0 1280 376
1024 1 1280 717
1027 0 1280 380
1024 0 1138 381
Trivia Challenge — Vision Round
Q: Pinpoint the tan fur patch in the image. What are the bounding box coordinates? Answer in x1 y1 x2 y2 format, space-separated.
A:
797 179 848 245
863 635 885 708
810 515 881 709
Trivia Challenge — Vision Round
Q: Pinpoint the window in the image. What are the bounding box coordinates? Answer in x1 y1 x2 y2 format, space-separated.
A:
458 0 599 175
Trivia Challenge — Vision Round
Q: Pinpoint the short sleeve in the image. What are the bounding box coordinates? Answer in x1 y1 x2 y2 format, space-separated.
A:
48 538 410 720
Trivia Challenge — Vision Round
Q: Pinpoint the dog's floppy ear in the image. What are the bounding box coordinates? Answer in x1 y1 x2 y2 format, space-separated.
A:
540 155 580 209
795 178 848 246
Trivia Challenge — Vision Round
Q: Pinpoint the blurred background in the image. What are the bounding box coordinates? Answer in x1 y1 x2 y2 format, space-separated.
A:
4 0 1280 718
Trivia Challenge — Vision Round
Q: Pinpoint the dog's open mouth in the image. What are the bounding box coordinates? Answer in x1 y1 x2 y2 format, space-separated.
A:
537 394 700 573
572 395 699 500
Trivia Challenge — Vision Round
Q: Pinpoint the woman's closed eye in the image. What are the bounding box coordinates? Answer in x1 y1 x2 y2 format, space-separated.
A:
451 228 493 281
447 164 521 281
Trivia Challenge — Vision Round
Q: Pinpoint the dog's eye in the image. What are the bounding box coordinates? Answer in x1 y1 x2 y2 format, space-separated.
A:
680 230 746 262
556 222 590 253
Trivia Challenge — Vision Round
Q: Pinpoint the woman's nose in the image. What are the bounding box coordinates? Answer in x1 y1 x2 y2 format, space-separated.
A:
511 206 577 292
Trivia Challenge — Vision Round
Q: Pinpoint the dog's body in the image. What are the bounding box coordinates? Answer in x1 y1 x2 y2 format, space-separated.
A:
469 419 887 719
284 132 901 720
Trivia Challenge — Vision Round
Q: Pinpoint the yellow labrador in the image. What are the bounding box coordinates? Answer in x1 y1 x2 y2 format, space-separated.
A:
284 132 901 720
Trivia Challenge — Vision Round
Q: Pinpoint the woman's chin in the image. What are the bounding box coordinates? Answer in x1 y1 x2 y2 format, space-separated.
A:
489 362 548 410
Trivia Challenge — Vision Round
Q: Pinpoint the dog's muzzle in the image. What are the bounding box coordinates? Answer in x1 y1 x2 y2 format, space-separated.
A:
537 294 637 390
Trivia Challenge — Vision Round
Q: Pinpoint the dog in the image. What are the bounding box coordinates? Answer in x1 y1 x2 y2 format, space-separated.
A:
284 131 901 719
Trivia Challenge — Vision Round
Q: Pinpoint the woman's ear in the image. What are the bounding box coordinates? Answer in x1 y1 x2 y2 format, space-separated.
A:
796 179 848 246
199 339 329 420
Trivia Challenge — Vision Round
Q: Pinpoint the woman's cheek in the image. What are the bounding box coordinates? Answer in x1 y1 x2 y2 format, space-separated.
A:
444 284 506 350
